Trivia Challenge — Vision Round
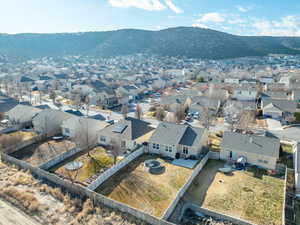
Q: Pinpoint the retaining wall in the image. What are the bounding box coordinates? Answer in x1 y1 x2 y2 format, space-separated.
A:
162 153 209 220
0 152 175 225
87 147 145 191
39 147 83 171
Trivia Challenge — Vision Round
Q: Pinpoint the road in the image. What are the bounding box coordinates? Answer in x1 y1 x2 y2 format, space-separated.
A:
0 199 40 225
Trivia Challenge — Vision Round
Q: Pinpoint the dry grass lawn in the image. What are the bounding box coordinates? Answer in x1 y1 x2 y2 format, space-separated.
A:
185 160 284 225
55 147 114 184
12 140 76 166
98 155 193 217
9 131 37 141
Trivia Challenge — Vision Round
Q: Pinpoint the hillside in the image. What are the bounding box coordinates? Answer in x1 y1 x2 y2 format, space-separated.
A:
0 27 300 60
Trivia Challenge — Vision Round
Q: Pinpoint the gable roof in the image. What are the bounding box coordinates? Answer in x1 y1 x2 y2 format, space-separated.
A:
149 122 206 148
6 104 41 123
99 117 153 141
0 95 19 113
221 131 280 158
261 91 289 100
262 99 298 112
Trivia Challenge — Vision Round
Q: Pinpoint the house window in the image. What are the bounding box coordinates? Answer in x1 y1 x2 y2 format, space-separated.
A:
64 128 70 135
183 146 189 154
165 146 172 152
152 143 160 150
100 136 106 142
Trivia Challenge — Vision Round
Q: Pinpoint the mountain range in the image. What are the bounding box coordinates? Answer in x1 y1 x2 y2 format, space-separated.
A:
1 27 300 60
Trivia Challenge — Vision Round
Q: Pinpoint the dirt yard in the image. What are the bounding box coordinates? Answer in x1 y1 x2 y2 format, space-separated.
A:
55 147 114 185
97 154 193 218
0 161 150 225
11 139 76 166
184 160 285 225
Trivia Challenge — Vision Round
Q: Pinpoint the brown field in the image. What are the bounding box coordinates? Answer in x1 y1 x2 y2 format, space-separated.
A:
11 139 76 166
184 160 285 225
97 155 193 217
55 147 114 185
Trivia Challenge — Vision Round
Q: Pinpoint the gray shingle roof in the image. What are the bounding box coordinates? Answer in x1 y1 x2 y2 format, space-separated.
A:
150 122 206 148
99 117 153 141
262 99 298 112
221 131 280 158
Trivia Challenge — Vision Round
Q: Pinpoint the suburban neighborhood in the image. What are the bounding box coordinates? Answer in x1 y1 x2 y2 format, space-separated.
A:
0 53 300 225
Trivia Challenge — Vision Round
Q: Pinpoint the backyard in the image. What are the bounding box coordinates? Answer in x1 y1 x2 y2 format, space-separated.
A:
55 147 114 185
97 154 193 217
10 139 76 166
183 160 285 225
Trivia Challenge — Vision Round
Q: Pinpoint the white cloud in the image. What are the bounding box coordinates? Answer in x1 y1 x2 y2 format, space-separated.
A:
253 16 300 36
192 23 208 29
236 5 253 13
107 0 182 13
164 0 183 14
197 12 225 23
108 0 166 11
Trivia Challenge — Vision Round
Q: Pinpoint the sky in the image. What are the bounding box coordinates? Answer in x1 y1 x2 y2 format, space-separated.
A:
1 0 300 36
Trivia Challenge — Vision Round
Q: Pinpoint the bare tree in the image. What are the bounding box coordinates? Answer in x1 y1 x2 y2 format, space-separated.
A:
175 104 186 123
72 119 97 151
110 138 123 165
165 112 177 123
199 107 212 129
49 90 56 104
236 110 255 132
121 104 129 119
156 107 166 121
135 104 143 120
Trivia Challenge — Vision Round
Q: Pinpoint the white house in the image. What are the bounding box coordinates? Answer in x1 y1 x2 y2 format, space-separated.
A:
62 117 108 146
224 78 239 84
148 122 208 159
232 88 258 101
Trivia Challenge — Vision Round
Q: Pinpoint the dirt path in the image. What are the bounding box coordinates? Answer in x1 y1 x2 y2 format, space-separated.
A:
0 199 40 225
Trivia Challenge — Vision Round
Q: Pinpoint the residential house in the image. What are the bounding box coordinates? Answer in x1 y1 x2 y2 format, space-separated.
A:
62 117 108 147
261 99 298 122
5 104 41 128
148 122 208 159
117 85 139 101
33 109 74 136
261 91 290 100
259 76 274 84
96 89 119 109
224 78 239 84
220 132 280 170
98 117 154 150
232 87 258 101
